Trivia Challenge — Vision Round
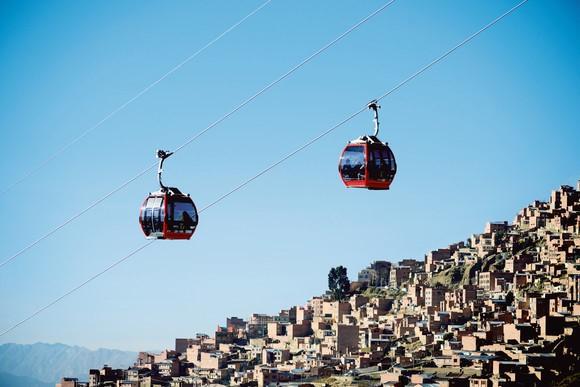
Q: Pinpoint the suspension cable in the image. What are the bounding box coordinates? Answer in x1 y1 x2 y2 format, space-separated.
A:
201 0 529 212
0 0 528 338
0 0 397 270
0 241 155 338
0 0 273 196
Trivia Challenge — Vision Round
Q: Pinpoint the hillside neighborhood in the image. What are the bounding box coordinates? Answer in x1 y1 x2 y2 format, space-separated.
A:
57 181 580 387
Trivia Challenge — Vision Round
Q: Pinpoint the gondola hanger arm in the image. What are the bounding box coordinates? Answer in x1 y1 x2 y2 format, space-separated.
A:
368 100 380 137
156 149 173 192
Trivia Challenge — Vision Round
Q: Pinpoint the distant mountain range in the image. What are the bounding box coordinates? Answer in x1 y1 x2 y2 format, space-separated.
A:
0 372 52 387
0 342 137 385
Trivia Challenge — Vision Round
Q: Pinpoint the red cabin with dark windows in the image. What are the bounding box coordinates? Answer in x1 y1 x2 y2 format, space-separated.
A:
338 100 397 190
138 149 199 240
339 136 397 190
139 188 198 240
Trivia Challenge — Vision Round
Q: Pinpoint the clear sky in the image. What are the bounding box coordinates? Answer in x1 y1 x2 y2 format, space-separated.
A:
0 0 578 351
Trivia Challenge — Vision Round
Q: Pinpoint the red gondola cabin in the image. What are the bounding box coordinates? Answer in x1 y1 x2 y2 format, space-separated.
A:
338 100 397 190
139 188 198 240
339 137 396 190
139 150 199 240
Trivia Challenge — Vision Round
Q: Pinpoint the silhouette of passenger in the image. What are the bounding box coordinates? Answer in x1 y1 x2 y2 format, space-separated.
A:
183 211 192 226
343 159 353 179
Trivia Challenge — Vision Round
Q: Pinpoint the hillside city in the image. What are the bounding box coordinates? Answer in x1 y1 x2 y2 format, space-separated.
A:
57 182 580 387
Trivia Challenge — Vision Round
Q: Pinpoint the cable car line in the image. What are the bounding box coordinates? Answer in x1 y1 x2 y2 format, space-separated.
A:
0 163 157 270
170 0 397 155
0 0 528 338
0 241 155 338
202 0 529 211
0 0 273 197
0 0 397 270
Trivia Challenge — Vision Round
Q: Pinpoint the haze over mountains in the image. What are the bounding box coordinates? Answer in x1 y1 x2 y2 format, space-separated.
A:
0 342 136 385
0 372 52 387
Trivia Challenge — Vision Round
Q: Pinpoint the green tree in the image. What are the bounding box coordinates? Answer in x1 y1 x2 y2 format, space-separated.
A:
328 266 350 301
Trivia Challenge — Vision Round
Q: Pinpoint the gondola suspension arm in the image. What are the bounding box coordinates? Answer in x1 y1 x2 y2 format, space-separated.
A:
368 100 380 137
156 150 173 192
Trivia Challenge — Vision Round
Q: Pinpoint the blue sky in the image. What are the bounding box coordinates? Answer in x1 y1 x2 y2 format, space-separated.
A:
0 0 578 351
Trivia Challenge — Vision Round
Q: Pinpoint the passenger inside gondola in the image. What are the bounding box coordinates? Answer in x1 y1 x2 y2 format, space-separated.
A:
340 146 365 180
369 147 396 181
169 201 197 231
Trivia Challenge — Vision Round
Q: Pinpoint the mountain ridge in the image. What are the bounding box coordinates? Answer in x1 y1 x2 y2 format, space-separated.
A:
0 342 137 384
0 371 52 387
